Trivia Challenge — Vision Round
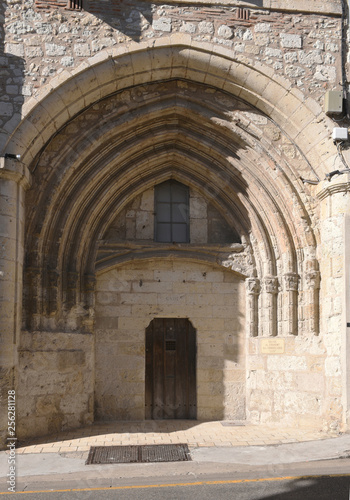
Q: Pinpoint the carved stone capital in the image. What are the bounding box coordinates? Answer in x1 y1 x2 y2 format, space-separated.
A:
246 277 260 295
305 270 320 289
263 276 278 294
284 272 299 292
84 274 96 292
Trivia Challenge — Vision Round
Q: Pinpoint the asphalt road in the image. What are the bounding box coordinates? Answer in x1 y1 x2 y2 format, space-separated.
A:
0 474 350 499
1 460 350 500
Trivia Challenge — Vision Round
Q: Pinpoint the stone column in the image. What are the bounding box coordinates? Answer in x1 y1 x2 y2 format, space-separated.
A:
0 157 31 448
67 271 79 308
24 267 41 330
262 275 278 337
305 270 320 336
82 273 96 332
48 270 59 316
345 212 350 430
317 172 350 431
246 277 260 337
283 272 299 336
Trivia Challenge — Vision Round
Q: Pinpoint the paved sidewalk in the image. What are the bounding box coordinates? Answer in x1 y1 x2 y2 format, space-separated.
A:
1 421 350 485
13 420 339 454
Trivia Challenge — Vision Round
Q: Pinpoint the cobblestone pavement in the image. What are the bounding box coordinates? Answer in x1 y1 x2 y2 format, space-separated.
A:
15 421 339 455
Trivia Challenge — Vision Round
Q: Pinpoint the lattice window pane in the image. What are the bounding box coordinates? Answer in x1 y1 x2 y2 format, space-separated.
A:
154 180 189 243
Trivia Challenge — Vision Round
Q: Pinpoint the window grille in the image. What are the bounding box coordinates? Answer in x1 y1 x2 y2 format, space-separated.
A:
165 340 176 351
236 8 249 20
154 180 190 243
67 0 82 10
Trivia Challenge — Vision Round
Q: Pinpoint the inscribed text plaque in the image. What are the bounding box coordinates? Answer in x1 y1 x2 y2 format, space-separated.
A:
261 338 285 354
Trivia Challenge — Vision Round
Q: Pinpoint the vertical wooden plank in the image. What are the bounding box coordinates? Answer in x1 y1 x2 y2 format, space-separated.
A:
187 321 197 419
145 322 153 420
164 318 175 419
153 318 165 419
174 319 186 419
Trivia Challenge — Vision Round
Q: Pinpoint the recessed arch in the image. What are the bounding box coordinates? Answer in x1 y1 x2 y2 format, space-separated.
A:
26 82 314 262
5 39 332 181
20 51 320 339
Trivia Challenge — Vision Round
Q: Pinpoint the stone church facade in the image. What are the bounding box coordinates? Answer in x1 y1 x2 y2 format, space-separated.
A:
1 0 350 446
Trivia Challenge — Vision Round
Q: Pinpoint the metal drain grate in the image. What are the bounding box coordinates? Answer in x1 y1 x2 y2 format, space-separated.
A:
86 444 191 465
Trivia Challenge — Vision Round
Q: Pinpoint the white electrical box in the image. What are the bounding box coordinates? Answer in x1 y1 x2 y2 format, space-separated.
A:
325 91 343 115
332 128 348 141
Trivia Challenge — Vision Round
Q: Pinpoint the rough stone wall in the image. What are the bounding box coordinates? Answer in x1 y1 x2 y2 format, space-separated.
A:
1 0 342 150
95 260 246 421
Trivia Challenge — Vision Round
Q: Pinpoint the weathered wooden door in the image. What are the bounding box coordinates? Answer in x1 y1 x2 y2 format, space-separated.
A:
145 318 196 419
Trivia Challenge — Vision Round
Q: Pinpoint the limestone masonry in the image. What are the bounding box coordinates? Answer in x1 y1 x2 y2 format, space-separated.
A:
1 0 350 447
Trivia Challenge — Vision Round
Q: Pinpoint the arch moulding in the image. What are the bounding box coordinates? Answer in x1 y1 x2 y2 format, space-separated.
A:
5 36 333 181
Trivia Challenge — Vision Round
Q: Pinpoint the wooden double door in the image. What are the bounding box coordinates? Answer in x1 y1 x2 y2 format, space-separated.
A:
145 318 196 420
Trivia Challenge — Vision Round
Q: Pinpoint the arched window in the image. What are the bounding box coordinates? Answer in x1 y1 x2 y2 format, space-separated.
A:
154 180 190 243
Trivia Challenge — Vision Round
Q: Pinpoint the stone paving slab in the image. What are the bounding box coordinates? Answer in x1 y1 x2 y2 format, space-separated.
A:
12 421 337 455
1 422 349 485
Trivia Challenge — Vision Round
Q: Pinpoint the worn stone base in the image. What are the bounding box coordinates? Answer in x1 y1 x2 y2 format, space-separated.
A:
246 335 342 431
16 331 94 441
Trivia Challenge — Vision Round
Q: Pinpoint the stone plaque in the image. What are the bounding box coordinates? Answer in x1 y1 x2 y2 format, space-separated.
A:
260 338 285 354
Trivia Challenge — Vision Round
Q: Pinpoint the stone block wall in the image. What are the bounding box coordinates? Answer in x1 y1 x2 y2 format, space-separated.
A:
95 259 246 421
0 159 31 446
244 173 350 432
316 174 350 431
16 331 94 439
247 336 327 428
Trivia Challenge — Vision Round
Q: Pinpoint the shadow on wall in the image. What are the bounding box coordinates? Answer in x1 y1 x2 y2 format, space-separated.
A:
84 0 153 42
84 0 264 41
0 2 25 155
